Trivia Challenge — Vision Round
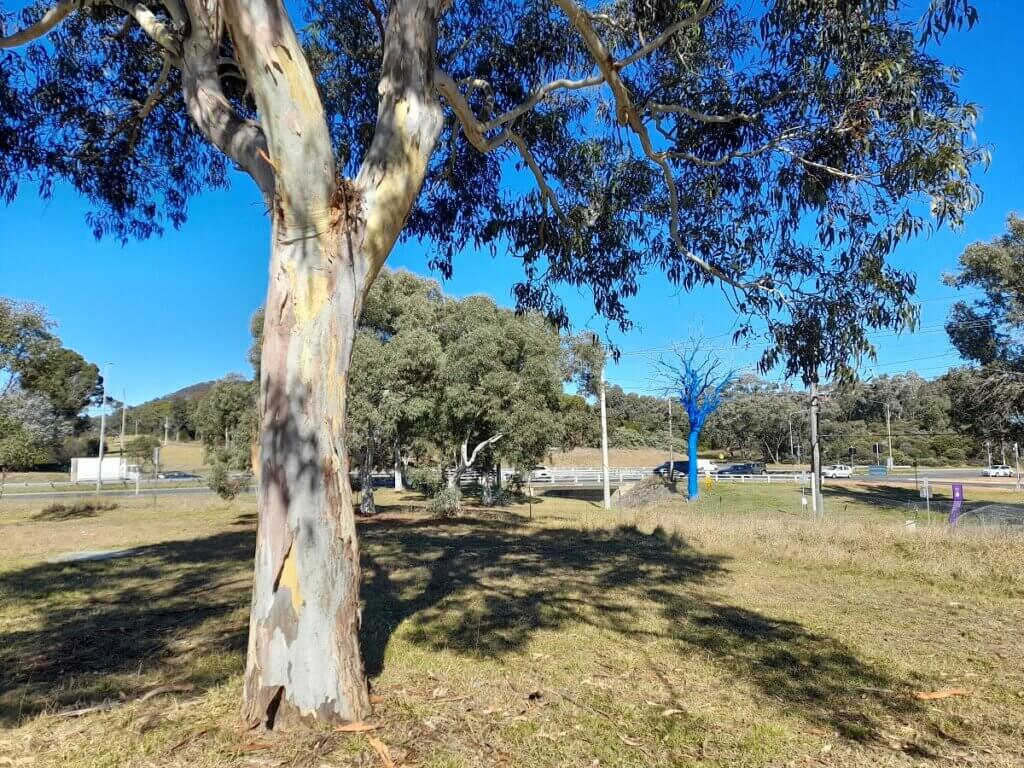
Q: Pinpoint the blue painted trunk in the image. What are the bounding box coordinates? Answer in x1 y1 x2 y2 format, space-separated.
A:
688 430 700 499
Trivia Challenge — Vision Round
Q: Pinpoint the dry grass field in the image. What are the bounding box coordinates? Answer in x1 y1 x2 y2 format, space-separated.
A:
0 484 1021 767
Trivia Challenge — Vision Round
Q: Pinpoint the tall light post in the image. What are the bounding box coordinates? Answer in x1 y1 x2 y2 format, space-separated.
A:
786 409 803 463
95 363 113 493
865 399 895 470
599 362 611 510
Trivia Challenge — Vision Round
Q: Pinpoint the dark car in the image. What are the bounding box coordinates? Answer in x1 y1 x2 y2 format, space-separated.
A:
653 460 690 476
157 470 200 480
717 462 768 476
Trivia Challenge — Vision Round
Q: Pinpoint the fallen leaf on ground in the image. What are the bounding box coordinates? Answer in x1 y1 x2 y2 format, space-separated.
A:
366 735 395 768
913 689 972 701
618 734 642 747
138 683 194 702
661 708 685 717
236 741 274 752
335 722 377 733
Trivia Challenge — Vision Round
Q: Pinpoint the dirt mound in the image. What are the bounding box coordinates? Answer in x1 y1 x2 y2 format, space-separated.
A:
612 475 681 509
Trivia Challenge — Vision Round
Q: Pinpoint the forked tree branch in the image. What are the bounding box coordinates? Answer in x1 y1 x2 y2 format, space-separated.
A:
125 52 172 149
481 74 605 131
109 0 180 52
435 70 567 221
0 0 78 48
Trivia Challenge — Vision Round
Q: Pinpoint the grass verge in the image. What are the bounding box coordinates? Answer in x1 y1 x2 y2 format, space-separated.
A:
0 488 1021 767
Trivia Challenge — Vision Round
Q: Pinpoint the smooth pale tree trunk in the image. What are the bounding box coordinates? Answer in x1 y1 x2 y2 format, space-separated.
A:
393 435 404 491
448 434 503 489
687 430 700 500
243 228 370 729
209 0 445 730
359 445 376 516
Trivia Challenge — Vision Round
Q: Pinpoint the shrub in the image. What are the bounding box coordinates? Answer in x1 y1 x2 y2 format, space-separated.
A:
427 486 461 517
208 460 248 500
406 467 444 497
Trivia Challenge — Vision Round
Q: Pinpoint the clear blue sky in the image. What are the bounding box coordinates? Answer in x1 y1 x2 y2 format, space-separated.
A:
1 4 1021 405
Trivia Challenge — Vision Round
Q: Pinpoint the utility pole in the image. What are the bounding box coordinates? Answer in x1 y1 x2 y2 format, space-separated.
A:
1015 442 1021 490
884 402 894 471
96 363 112 493
787 410 802 464
120 389 127 456
599 362 611 510
667 398 674 482
164 416 170 445
986 439 992 468
809 382 823 517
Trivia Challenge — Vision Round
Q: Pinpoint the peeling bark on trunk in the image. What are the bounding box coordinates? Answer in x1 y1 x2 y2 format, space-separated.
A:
243 226 370 729
229 0 445 732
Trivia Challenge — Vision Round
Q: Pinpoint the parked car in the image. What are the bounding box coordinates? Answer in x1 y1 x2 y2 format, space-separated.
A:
822 464 853 479
982 464 1013 477
528 465 553 482
654 459 719 477
717 462 768 476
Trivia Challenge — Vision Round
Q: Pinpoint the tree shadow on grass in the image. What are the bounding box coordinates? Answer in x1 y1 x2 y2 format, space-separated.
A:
1 510 936 747
0 530 254 724
359 515 934 747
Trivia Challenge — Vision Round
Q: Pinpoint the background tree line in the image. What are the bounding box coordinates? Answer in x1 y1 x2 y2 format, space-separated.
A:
0 298 103 479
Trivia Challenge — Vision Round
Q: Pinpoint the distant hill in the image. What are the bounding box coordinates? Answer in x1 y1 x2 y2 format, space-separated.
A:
140 375 250 405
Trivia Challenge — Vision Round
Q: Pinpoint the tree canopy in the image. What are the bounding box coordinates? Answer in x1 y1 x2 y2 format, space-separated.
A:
1 0 984 382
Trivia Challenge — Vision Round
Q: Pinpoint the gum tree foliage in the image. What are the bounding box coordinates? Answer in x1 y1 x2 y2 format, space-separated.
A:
0 387 71 484
1 298 101 435
945 215 1024 367
192 375 256 469
347 269 443 513
433 294 564 488
1 0 983 727
707 376 805 463
941 215 1024 446
657 346 733 499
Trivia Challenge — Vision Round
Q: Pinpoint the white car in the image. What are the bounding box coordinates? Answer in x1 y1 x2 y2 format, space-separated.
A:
822 464 852 479
528 465 553 482
982 464 1013 477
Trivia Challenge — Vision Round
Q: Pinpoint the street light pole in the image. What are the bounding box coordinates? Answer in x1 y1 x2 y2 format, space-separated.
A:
667 397 674 482
95 363 112 493
865 399 895 470
884 402 893 471
786 410 803 463
809 382 823 517
599 362 611 510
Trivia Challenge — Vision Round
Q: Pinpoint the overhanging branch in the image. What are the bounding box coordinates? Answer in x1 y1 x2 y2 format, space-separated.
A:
435 70 567 221
0 0 78 48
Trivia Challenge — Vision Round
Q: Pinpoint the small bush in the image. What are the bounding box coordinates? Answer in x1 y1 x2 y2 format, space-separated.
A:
208 462 248 500
406 467 444 497
427 486 461 517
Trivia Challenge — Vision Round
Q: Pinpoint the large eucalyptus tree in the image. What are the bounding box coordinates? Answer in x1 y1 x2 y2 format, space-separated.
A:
2 0 983 728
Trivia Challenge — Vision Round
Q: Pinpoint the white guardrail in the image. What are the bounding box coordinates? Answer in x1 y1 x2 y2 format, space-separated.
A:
438 467 811 486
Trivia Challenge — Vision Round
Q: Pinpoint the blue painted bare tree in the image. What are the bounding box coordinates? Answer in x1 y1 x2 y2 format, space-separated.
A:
659 348 734 500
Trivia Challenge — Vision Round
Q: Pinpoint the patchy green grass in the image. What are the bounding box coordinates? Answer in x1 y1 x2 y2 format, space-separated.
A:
0 488 1022 767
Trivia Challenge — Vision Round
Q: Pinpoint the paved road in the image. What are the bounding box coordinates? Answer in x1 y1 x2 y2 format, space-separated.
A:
0 485 252 502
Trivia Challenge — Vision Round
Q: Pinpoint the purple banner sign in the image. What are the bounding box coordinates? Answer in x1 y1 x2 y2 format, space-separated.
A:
949 482 965 526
